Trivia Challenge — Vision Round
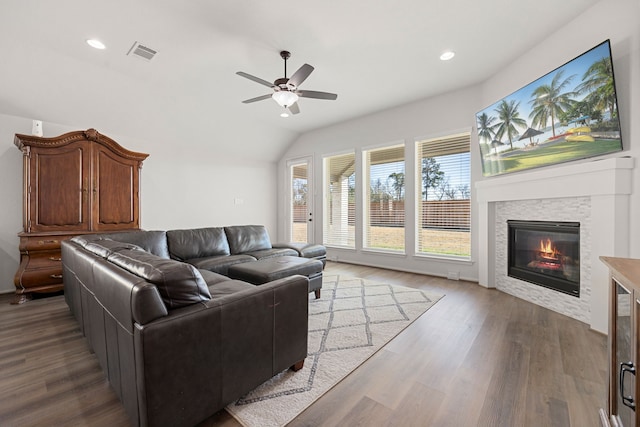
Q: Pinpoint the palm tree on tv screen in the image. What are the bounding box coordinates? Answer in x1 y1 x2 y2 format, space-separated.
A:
577 57 617 119
528 69 576 137
494 99 527 150
476 112 497 146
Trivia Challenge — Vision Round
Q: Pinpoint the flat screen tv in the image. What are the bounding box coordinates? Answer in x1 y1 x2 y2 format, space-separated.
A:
476 40 623 177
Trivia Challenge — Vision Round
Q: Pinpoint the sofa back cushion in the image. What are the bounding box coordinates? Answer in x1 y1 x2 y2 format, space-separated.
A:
108 249 211 309
102 230 171 259
83 239 145 258
72 231 171 259
224 225 272 255
166 227 231 261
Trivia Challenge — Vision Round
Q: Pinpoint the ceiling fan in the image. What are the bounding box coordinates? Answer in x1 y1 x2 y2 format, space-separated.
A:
236 51 337 116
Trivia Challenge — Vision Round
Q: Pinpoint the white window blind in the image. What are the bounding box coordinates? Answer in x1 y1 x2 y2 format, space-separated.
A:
364 144 405 252
416 133 471 258
323 153 355 248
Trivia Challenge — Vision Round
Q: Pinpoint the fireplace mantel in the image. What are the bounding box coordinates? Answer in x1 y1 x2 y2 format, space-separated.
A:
475 156 634 333
476 156 634 203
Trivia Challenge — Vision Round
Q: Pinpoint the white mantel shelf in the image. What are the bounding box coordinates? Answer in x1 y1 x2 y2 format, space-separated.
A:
476 156 634 203
474 156 635 334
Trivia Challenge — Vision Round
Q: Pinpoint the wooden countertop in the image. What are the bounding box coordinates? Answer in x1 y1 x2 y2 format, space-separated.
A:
600 256 640 291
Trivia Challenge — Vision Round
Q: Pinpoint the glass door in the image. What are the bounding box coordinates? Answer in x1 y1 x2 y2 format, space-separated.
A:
614 280 634 426
288 158 313 243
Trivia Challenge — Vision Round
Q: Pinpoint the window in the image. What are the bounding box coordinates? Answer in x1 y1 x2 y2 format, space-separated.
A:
364 144 405 252
290 162 309 243
323 152 355 248
416 133 470 258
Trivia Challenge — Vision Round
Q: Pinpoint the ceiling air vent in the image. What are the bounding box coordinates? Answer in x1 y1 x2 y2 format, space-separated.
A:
127 42 157 61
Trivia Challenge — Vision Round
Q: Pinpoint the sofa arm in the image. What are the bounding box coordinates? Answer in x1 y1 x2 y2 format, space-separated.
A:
273 242 327 267
133 275 309 427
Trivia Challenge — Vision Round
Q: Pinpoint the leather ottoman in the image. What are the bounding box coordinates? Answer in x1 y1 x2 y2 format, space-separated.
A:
227 256 324 299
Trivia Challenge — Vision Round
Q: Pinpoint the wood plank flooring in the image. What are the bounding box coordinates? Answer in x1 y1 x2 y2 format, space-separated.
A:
0 262 607 426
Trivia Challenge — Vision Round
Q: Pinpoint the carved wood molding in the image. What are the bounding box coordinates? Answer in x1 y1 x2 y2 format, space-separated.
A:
14 128 149 162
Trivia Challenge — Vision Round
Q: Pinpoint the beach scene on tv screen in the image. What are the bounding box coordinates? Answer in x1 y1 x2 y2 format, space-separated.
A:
476 40 622 177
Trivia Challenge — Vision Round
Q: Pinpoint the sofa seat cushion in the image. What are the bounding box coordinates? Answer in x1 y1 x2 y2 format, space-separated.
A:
198 269 231 286
187 254 256 275
224 225 272 254
243 248 298 260
167 227 230 261
107 249 211 309
208 280 255 297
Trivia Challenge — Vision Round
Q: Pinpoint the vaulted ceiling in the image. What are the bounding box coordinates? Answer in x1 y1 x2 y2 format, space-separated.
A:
0 0 599 161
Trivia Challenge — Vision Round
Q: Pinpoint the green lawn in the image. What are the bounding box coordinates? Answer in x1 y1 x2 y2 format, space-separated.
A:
317 224 471 257
483 139 621 175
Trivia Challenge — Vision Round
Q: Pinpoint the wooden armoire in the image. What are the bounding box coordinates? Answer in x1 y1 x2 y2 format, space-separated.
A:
13 128 149 303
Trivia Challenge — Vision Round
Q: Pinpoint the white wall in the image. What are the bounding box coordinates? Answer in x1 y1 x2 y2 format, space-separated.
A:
0 115 27 296
278 0 639 284
134 147 277 231
0 114 278 294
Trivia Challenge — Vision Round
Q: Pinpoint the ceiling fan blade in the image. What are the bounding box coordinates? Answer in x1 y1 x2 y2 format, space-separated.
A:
242 94 273 104
236 72 275 88
288 64 314 87
288 102 300 115
297 90 338 100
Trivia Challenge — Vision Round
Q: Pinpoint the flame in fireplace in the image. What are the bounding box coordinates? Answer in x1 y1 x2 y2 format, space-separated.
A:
539 238 559 260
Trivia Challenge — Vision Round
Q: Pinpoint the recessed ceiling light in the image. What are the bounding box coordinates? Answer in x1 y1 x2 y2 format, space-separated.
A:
280 111 290 118
440 51 455 61
86 39 106 50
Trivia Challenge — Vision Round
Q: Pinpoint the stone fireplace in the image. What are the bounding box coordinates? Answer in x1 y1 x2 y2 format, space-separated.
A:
475 157 634 333
495 197 590 323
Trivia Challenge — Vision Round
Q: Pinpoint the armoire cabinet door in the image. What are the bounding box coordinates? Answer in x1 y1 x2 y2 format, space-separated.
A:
92 144 141 231
28 142 91 233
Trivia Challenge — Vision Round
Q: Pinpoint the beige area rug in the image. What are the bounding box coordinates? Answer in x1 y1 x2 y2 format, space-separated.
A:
226 274 444 427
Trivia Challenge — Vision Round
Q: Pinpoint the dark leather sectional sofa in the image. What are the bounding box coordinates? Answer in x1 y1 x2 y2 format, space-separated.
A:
61 225 325 427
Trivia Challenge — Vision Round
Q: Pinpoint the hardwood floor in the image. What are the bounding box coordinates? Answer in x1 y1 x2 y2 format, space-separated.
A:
0 262 607 426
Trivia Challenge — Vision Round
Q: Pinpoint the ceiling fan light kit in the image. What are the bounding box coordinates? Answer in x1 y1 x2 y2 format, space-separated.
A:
272 90 299 107
237 50 337 115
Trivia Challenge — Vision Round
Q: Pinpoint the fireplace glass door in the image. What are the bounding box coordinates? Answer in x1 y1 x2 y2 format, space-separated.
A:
507 220 580 296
